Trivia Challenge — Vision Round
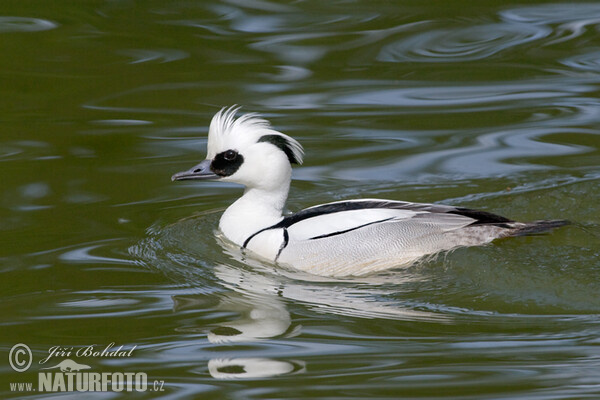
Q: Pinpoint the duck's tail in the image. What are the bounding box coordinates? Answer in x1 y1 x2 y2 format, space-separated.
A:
508 219 570 236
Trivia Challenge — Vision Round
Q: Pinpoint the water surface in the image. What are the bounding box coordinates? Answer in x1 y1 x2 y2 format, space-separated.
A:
1 1 599 399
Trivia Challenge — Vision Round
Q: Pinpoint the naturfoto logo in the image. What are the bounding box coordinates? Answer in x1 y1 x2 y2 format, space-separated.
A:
8 343 165 394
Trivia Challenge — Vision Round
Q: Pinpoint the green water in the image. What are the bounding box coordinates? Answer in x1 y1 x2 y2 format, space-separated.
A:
2 1 599 398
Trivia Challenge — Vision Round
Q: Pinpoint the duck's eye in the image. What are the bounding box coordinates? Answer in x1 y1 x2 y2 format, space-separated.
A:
224 150 238 161
211 149 244 177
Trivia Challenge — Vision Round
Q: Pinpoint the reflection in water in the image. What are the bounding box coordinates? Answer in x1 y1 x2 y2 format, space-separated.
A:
206 265 294 343
171 287 300 379
171 286 296 343
208 358 304 379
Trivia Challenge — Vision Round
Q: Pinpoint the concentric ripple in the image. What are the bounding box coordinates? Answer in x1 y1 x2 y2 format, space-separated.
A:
378 22 550 62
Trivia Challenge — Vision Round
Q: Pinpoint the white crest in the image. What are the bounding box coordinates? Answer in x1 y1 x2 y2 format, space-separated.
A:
207 106 304 165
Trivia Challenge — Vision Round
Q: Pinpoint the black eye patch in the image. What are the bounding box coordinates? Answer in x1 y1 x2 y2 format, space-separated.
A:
211 150 244 177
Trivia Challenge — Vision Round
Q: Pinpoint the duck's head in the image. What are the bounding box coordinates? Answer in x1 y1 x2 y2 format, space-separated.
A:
171 106 303 190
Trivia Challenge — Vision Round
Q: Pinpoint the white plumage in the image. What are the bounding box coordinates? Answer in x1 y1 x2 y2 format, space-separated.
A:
172 106 567 277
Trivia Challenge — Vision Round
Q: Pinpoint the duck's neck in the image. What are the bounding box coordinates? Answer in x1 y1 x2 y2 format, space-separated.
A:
219 184 289 247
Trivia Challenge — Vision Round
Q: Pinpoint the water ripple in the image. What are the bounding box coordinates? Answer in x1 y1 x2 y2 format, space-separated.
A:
561 51 600 72
119 48 189 64
359 127 591 179
32 289 172 320
0 140 55 162
333 80 590 108
501 4 600 45
91 119 153 126
0 16 58 33
59 242 139 266
379 22 550 62
501 3 600 25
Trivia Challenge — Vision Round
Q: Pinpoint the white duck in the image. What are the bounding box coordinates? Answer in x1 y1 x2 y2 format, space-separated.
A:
172 106 567 277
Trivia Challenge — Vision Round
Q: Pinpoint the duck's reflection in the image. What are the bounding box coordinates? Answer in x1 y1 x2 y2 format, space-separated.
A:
205 289 294 344
169 234 443 379
208 358 305 379
172 263 303 379
170 266 299 341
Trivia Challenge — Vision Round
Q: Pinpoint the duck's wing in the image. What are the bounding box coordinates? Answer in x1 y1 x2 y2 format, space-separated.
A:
266 199 515 276
282 198 513 241
241 198 514 269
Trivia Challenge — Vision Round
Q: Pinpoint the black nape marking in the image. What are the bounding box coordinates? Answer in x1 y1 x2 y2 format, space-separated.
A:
211 149 244 177
258 134 300 164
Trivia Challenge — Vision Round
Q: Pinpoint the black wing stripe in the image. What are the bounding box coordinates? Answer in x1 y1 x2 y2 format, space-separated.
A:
279 200 514 228
309 217 395 240
275 201 421 229
448 207 513 226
